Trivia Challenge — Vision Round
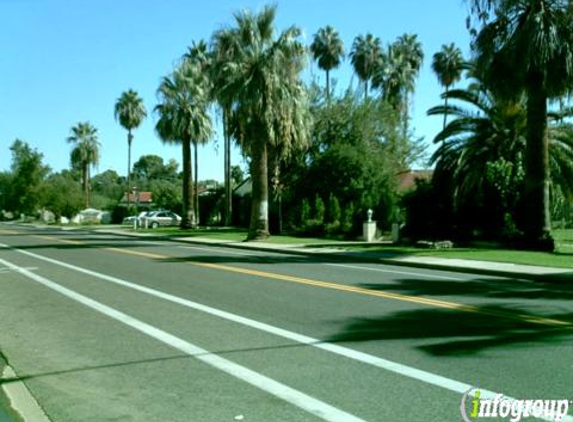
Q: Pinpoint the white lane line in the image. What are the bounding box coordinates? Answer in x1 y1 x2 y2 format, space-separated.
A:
3 243 570 422
325 263 464 281
0 256 367 422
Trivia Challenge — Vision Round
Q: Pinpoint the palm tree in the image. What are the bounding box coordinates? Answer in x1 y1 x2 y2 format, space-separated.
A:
155 62 212 229
67 122 101 208
211 30 238 227
310 25 344 102
393 34 424 137
431 43 464 129
184 39 212 224
428 81 573 232
350 33 382 101
114 89 147 207
212 5 311 240
469 0 573 250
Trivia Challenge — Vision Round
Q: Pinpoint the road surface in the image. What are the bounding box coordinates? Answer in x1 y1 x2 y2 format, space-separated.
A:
0 225 572 421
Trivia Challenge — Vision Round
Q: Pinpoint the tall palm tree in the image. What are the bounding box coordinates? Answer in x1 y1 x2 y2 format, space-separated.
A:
393 34 424 138
350 33 382 101
155 62 212 229
114 89 147 207
310 25 344 102
469 0 573 250
431 43 464 129
67 122 101 208
211 29 238 227
212 5 311 240
184 39 212 224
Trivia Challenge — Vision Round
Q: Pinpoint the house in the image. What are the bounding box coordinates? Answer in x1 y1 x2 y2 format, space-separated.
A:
396 170 433 193
120 191 153 206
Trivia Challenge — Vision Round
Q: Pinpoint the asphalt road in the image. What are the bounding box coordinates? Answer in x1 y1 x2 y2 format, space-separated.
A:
0 224 572 422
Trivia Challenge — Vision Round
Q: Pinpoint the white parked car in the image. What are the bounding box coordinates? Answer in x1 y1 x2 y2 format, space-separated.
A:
140 211 181 228
122 211 149 225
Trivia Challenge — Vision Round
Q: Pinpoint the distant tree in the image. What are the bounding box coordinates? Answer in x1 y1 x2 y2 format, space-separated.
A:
91 169 124 204
132 154 178 184
350 33 382 100
431 43 464 129
8 140 50 215
310 25 344 102
114 89 147 206
41 172 83 220
67 122 101 208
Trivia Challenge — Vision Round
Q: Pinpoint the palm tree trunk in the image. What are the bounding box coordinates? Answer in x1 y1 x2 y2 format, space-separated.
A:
364 80 368 102
326 69 330 103
248 138 269 240
127 131 133 209
224 108 232 226
443 86 449 130
194 140 199 226
181 138 195 229
523 73 553 250
83 165 89 209
86 165 91 208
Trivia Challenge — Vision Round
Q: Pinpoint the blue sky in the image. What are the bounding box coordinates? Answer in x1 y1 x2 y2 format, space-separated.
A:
0 0 471 182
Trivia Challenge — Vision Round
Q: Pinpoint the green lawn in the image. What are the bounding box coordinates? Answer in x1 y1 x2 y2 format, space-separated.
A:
127 225 573 269
132 226 344 245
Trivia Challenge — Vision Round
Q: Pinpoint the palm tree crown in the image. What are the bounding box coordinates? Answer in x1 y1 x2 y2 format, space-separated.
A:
310 25 344 100
114 89 147 132
350 33 382 100
432 43 464 128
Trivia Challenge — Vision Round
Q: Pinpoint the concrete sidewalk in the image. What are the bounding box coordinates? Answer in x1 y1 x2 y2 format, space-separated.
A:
96 228 572 281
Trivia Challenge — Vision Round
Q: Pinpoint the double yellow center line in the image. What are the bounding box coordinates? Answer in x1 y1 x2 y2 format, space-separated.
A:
33 235 573 328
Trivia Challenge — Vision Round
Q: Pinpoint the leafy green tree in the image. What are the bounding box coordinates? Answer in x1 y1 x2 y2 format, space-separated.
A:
212 5 311 240
431 43 464 129
469 0 573 250
310 25 344 102
8 140 50 215
114 89 147 206
0 172 13 213
41 172 83 220
132 154 178 184
67 122 101 208
327 193 341 225
350 33 382 100
91 169 124 207
155 61 212 229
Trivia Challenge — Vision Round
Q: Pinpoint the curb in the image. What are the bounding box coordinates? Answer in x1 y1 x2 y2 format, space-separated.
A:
19 224 570 282
92 229 572 282
2 365 51 422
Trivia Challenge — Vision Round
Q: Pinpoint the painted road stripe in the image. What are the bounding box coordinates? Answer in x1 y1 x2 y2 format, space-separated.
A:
2 243 573 422
325 262 465 281
178 245 258 256
29 236 573 328
0 256 367 422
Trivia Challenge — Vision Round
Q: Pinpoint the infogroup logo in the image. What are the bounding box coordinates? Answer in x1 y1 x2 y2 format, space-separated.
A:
460 388 571 422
